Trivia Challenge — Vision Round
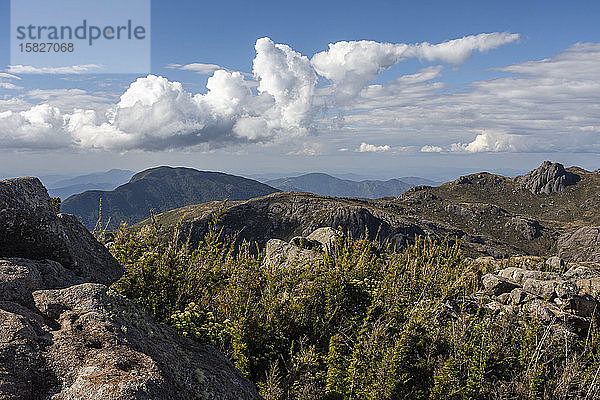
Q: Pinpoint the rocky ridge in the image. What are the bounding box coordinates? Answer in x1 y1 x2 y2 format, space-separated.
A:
514 160 580 194
0 178 260 399
144 190 555 260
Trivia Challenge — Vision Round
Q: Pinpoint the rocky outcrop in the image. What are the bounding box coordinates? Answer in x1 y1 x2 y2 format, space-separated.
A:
514 161 580 194
504 216 543 241
0 260 260 399
152 192 545 260
262 227 341 268
0 177 121 284
481 257 600 333
0 177 260 400
557 227 600 263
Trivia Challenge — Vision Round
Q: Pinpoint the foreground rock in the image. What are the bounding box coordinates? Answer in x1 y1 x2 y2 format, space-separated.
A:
0 177 121 284
0 178 260 400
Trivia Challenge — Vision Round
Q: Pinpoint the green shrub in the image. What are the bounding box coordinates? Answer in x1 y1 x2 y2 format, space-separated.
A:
110 210 600 399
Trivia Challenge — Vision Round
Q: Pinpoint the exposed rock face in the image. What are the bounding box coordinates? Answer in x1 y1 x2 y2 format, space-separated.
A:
0 178 260 400
546 256 565 269
306 227 342 250
514 161 580 194
262 227 341 268
263 238 323 268
482 257 600 333
0 177 121 284
504 216 543 241
482 274 521 296
557 227 600 263
156 192 538 260
0 260 260 399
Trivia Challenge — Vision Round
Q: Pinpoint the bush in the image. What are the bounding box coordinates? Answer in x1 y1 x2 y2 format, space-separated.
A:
110 211 600 399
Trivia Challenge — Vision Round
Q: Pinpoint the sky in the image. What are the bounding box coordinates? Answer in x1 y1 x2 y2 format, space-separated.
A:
1 0 599 181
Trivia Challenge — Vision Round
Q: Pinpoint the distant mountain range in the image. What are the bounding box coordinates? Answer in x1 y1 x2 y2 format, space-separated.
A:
45 169 135 200
60 167 279 229
266 173 439 198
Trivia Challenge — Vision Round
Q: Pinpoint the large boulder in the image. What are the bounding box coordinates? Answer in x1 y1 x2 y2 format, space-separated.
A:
0 177 260 399
0 177 121 284
0 259 260 400
557 227 600 263
262 227 343 268
514 161 579 194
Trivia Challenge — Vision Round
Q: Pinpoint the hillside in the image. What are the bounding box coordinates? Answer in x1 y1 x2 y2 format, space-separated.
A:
266 172 438 198
117 188 600 399
140 161 600 261
61 166 279 229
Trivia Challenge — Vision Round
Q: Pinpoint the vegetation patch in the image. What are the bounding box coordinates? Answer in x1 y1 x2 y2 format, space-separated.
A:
111 209 600 399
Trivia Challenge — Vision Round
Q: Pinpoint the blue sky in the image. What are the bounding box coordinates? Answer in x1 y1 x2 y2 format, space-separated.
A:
1 0 599 180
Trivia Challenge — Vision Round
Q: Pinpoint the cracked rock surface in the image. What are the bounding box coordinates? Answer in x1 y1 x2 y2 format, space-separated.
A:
0 177 260 400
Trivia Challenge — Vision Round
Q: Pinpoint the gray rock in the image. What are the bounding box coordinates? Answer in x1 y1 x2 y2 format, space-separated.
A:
482 274 521 296
564 265 597 280
546 256 565 269
514 161 579 194
290 236 323 251
497 292 511 304
504 216 543 241
262 227 343 267
34 283 259 400
575 278 600 297
522 278 558 301
306 227 341 250
0 258 82 307
557 227 600 263
0 178 121 284
482 259 600 333
497 267 560 284
263 236 323 268
509 288 537 305
0 178 259 399
0 261 260 400
555 280 578 299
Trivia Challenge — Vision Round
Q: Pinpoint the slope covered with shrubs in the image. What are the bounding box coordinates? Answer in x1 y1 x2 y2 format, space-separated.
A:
109 210 600 399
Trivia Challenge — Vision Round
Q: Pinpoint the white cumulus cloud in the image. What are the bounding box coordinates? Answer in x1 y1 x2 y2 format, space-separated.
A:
311 33 519 103
0 33 524 152
357 142 391 152
0 104 71 148
450 131 546 153
421 145 443 153
253 37 318 130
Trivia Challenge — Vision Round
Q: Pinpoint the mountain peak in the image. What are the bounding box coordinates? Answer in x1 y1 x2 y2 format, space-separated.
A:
515 161 580 194
61 167 279 229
